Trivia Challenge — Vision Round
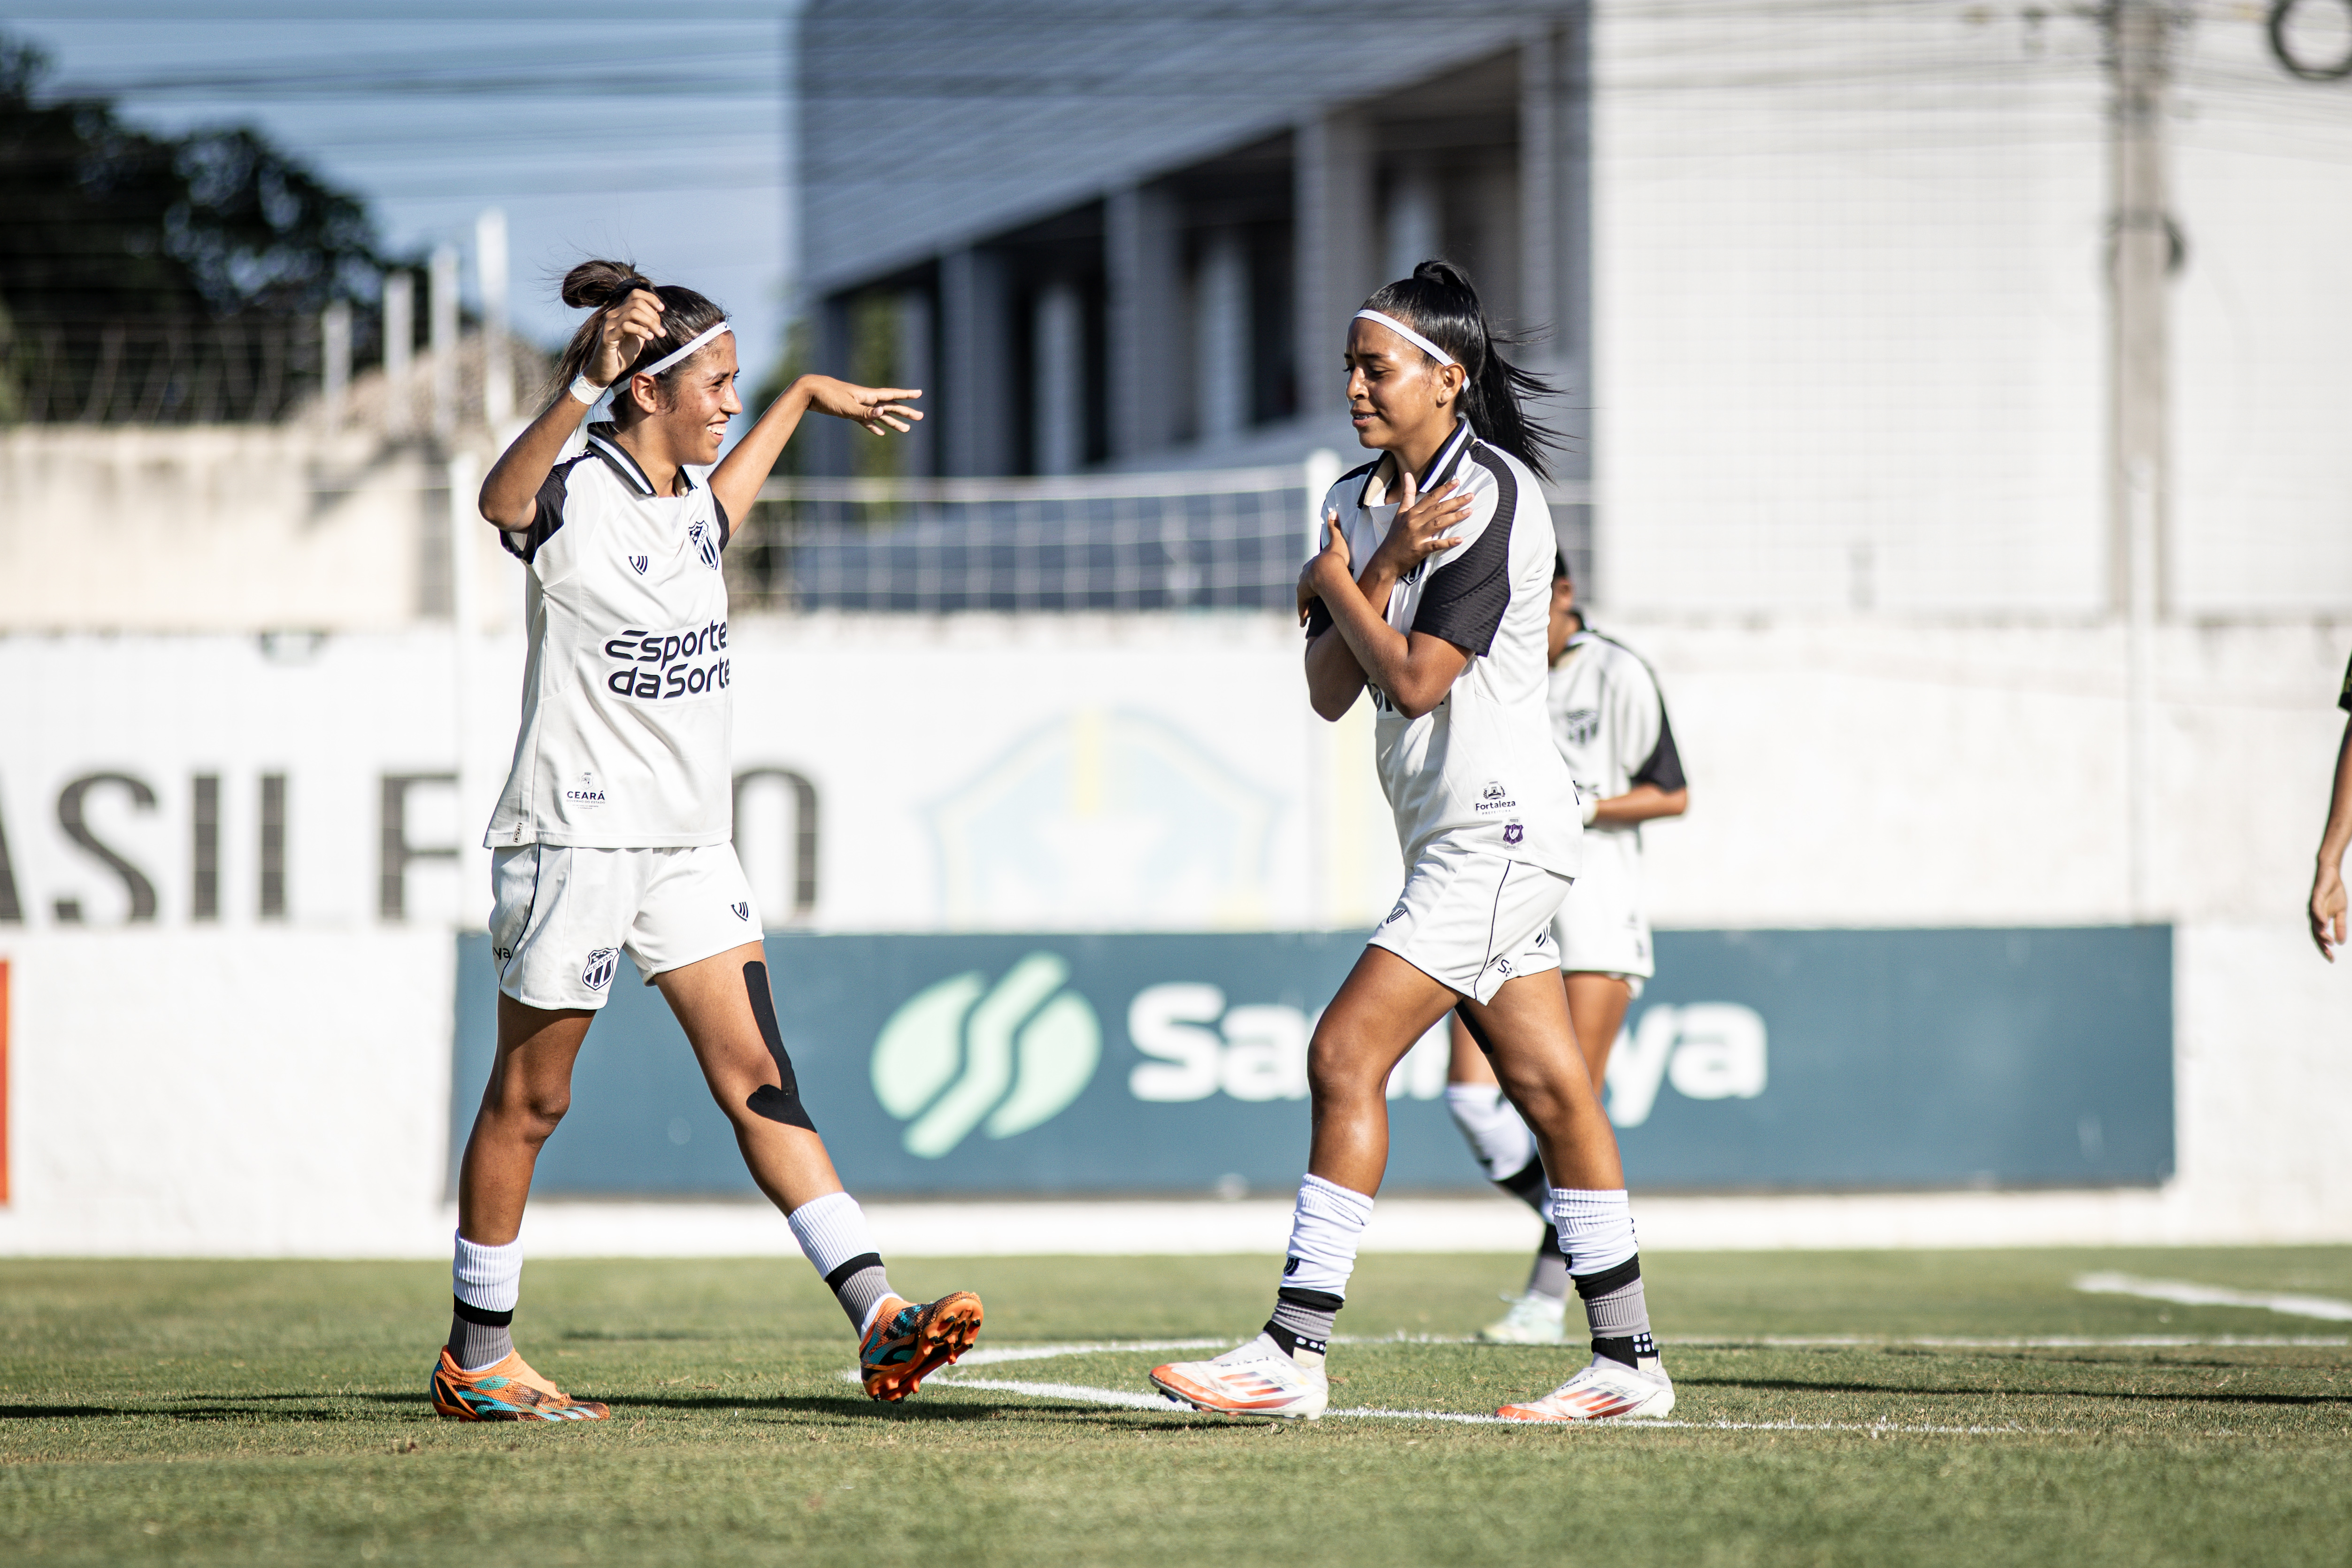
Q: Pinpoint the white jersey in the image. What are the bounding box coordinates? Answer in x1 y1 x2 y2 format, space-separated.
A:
1546 624 1685 913
1308 419 1580 876
484 423 735 850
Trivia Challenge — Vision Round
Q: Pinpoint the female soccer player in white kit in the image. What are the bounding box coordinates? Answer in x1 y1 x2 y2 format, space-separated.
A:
429 260 982 1422
1446 553 1689 1344
1150 262 1675 1422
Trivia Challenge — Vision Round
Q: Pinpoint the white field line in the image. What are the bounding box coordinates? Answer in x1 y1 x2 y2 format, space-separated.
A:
953 1339 1227 1368
928 1374 2045 1434
2074 1272 2352 1322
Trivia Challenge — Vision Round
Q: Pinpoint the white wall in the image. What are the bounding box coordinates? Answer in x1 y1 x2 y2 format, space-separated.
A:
1 613 2347 1255
1592 2 2352 619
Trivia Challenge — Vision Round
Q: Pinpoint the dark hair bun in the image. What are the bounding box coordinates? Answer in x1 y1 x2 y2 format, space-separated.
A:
561 258 654 310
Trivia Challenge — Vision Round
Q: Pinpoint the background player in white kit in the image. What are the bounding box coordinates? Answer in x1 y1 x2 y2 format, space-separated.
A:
1151 262 1675 1423
430 260 982 1422
1445 553 1689 1344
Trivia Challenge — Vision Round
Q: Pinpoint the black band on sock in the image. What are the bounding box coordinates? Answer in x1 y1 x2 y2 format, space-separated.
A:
1453 1002 1497 1056
1572 1255 1642 1299
744 962 817 1131
1495 1155 1549 1214
1276 1285 1345 1313
822 1252 884 1293
451 1295 513 1327
1592 1330 1656 1368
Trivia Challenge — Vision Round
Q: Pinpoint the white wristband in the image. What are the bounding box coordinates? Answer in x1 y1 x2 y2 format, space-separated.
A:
568 374 608 407
1581 793 1600 827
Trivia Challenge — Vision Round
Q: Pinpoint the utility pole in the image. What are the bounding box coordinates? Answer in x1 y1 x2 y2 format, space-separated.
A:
2106 0 2176 919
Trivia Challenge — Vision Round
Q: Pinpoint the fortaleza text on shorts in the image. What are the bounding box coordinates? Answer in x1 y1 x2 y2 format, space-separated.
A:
601 621 730 699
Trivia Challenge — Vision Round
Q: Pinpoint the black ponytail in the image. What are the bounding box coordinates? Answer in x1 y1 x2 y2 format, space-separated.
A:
547 258 728 414
1362 259 1560 481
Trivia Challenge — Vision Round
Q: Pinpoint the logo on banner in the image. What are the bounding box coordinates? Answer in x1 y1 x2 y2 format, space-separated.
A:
869 953 1101 1157
1604 1004 1769 1127
581 947 619 992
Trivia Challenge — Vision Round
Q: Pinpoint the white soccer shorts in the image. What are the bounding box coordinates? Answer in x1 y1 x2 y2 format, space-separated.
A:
488 843 762 1011
1551 829 1653 991
1368 836 1572 1005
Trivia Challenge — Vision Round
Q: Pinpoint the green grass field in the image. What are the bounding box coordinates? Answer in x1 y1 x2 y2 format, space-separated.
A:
3 1247 2348 1566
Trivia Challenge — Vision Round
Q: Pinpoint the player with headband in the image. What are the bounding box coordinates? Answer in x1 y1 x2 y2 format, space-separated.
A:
1150 260 1676 1422
430 258 981 1422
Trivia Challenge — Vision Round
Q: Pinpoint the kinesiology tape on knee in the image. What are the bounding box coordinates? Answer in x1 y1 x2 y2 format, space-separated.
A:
742 962 816 1130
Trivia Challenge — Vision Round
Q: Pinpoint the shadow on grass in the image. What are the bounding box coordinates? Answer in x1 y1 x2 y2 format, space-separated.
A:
0 1389 1172 1429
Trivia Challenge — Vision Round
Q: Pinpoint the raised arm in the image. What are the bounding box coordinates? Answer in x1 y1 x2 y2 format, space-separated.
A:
479 289 664 529
707 377 922 525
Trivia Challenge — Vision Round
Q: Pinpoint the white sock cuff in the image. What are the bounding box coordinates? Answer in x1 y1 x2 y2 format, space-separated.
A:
1284 1175 1375 1298
1550 1187 1638 1276
1443 1083 1538 1183
787 1191 879 1279
452 1231 523 1313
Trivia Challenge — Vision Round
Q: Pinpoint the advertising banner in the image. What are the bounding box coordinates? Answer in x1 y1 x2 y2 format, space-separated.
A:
449 925 2172 1197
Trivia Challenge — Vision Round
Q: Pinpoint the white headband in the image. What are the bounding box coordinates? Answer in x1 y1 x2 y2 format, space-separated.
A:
1353 309 1457 369
638 319 733 379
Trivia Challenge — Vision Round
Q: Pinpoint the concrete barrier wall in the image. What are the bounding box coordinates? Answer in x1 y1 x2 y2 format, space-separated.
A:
0 613 2345 1254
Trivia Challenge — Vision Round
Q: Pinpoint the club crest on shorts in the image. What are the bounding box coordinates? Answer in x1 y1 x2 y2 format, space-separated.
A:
580 947 619 992
731 901 750 921
628 553 650 575
1503 821 1524 845
687 518 720 571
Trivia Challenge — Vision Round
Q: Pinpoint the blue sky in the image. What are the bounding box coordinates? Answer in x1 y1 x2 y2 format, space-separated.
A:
1 0 802 394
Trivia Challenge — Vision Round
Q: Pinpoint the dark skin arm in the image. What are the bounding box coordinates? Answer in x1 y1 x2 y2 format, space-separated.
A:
708 377 920 524
479 289 666 528
1594 782 1689 825
2310 715 2352 959
1297 466 1477 722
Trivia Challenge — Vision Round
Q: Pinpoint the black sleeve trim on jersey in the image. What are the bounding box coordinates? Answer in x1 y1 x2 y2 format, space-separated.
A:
1408 448 1516 658
714 495 731 551
1304 597 1333 640
500 459 580 564
1632 707 1688 793
2339 649 2352 715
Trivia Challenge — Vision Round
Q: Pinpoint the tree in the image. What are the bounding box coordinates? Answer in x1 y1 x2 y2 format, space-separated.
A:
0 34 390 422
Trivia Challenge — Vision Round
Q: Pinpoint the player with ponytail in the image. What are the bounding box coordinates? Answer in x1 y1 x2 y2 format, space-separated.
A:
432 260 978 1424
1151 261 1674 1425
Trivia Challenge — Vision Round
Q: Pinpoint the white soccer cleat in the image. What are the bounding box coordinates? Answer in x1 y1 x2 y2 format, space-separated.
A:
1496 1354 1676 1422
1479 1291 1569 1345
1149 1333 1329 1421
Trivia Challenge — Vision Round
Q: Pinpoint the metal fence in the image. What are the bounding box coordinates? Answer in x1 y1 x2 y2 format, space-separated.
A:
729 462 1594 614
0 317 324 425
730 465 1324 614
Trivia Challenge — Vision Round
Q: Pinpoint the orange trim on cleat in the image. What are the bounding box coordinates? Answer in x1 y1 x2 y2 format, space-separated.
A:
858 1291 984 1402
429 1348 611 1423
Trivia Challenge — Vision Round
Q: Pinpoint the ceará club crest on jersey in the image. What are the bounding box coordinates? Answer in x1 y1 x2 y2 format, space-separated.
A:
686 518 720 571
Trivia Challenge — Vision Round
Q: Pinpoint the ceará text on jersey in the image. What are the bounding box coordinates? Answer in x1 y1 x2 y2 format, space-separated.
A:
602 620 730 700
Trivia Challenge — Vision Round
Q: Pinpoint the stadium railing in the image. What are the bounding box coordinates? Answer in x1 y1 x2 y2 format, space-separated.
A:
733 461 1595 614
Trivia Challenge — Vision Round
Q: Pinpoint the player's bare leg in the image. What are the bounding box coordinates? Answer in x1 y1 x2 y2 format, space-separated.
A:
659 942 981 1401
1564 972 1636 1088
1454 974 1674 1421
435 999 609 1421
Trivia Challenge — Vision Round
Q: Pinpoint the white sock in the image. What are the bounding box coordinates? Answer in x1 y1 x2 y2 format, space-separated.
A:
1283 1174 1375 1297
788 1191 898 1331
786 1190 877 1275
452 1230 523 1312
1550 1188 1637 1276
1444 1083 1538 1183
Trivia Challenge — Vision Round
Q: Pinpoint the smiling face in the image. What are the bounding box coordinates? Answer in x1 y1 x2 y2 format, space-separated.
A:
1344 317 1462 461
623 335 743 469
